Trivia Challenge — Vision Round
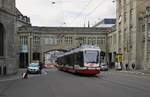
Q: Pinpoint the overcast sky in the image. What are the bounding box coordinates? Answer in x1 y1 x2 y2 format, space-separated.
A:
16 0 116 27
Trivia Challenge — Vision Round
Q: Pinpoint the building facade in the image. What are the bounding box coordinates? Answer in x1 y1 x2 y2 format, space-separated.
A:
0 0 17 75
116 0 150 69
107 26 118 68
17 26 110 67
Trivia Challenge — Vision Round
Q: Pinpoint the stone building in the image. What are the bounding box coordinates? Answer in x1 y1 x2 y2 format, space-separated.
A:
17 26 110 67
15 8 31 68
116 0 150 69
107 26 118 68
0 0 17 75
15 8 31 28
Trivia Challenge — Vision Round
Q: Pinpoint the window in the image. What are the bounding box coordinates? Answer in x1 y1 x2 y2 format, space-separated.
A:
0 23 4 56
148 23 150 31
84 50 99 63
20 36 28 45
44 36 56 45
113 34 117 44
65 36 72 45
130 9 133 22
124 12 126 22
75 52 84 67
142 25 145 32
97 37 101 46
33 36 40 46
88 37 96 45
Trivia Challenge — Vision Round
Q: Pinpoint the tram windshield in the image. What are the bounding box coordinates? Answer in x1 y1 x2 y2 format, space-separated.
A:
84 50 99 63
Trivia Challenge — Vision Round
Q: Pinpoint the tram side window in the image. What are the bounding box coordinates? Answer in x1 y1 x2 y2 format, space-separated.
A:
70 54 74 66
75 52 84 67
67 55 71 66
62 56 66 65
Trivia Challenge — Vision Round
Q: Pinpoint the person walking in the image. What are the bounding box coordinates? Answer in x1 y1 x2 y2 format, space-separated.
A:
131 63 135 70
39 62 43 74
125 63 128 70
23 70 28 79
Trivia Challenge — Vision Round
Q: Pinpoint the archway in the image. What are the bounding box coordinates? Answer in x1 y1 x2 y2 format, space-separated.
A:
0 23 4 56
44 49 67 65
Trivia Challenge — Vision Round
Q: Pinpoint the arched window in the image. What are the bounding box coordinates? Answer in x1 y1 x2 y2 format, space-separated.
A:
0 23 4 56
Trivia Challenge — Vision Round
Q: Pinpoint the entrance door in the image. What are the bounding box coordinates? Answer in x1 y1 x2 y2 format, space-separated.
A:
19 53 28 68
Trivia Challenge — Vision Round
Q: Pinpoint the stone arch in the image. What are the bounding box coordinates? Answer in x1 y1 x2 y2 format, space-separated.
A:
0 23 5 56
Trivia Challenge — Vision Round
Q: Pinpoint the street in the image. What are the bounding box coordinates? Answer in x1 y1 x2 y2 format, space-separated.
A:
0 69 150 97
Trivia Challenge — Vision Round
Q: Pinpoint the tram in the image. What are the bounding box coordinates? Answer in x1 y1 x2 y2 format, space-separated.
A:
56 45 101 75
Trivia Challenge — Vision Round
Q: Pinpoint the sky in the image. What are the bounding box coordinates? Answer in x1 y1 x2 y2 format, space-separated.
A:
16 0 116 27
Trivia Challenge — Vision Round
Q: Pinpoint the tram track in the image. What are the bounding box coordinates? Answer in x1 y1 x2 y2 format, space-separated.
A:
56 70 150 96
86 73 150 95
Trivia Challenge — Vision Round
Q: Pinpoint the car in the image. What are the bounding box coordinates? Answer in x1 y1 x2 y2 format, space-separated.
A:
115 62 122 70
100 63 109 71
27 63 41 74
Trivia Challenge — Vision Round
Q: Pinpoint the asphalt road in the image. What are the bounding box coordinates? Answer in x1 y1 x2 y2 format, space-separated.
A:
1 69 150 97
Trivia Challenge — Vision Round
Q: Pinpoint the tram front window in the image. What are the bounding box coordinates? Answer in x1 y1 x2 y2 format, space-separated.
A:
84 50 99 63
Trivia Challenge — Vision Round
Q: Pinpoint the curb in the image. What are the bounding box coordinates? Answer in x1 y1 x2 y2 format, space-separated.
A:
119 70 150 76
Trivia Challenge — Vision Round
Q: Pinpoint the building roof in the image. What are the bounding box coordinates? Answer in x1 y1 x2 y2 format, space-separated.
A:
93 18 116 27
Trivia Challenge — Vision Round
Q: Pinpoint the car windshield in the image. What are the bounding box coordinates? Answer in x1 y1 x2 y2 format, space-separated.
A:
84 50 99 63
29 63 39 67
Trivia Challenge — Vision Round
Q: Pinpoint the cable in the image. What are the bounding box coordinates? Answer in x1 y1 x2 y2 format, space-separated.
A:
86 0 105 17
83 0 105 25
67 0 94 26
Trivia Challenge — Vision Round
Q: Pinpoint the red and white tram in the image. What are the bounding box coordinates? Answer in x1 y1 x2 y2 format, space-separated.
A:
56 45 101 75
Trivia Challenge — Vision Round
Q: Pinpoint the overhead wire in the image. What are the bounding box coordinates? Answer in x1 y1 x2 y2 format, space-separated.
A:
84 0 147 27
70 0 109 26
67 0 94 26
83 0 105 26
49 0 148 27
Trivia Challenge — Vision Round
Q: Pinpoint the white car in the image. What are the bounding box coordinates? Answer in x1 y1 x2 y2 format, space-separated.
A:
100 63 108 71
27 63 41 74
115 62 122 70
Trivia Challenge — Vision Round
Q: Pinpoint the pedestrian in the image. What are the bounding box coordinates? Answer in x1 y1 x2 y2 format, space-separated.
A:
131 63 135 70
39 62 43 73
23 70 28 79
125 63 128 70
120 62 123 70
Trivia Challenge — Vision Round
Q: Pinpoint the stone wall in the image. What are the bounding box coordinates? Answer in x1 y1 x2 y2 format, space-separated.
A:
0 0 17 75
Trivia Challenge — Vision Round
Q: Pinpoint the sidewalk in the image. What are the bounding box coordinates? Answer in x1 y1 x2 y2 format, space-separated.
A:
118 69 150 76
0 69 26 82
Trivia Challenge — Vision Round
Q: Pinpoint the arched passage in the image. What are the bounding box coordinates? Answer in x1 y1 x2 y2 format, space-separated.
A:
44 49 67 65
0 23 4 56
